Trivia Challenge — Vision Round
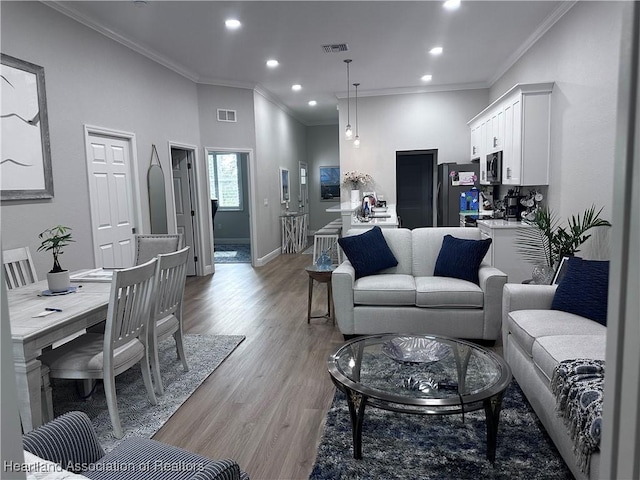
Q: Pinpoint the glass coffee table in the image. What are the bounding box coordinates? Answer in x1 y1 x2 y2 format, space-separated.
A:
327 334 512 463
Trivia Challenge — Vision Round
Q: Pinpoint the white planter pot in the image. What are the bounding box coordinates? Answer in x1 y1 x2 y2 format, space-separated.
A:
350 189 361 207
47 270 70 293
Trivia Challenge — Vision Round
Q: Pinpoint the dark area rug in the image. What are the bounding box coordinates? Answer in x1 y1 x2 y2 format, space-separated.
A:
310 381 574 480
214 244 251 263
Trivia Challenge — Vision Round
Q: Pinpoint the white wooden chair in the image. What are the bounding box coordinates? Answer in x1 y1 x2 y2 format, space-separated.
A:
40 258 158 439
134 234 182 265
1 247 55 423
3 246 38 289
149 247 190 395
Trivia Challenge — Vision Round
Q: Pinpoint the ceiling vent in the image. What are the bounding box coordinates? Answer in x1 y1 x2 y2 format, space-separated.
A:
217 109 237 122
322 43 349 53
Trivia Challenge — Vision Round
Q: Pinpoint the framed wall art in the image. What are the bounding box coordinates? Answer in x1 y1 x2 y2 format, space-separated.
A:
1 54 53 200
319 165 340 201
279 167 290 204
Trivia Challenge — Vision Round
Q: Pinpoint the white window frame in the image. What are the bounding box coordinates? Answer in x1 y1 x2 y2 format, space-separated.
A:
207 151 244 212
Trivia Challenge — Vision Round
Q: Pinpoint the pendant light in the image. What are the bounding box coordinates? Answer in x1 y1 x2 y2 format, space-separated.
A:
344 59 353 140
353 83 360 148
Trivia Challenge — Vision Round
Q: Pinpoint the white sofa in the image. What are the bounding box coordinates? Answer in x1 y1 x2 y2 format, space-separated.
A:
332 227 507 340
502 283 606 480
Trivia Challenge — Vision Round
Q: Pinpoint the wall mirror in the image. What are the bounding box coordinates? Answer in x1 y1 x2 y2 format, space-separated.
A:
279 167 290 204
320 166 340 201
148 145 168 233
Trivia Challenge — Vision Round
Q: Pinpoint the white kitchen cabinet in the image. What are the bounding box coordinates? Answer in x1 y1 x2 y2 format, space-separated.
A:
477 219 532 284
468 83 553 186
485 107 504 154
469 120 482 161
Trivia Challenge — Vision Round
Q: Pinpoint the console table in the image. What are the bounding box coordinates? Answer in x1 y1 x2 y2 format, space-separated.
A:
280 212 308 253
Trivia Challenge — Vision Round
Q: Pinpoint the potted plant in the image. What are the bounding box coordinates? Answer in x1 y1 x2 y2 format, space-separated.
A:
38 225 74 292
516 205 611 284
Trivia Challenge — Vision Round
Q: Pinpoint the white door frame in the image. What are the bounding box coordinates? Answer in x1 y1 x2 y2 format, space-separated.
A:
204 146 257 267
167 141 211 276
83 125 143 267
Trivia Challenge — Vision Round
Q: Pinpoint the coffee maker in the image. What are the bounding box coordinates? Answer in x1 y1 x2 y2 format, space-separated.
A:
504 189 525 221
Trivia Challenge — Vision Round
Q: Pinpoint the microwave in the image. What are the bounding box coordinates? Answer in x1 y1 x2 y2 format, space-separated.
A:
486 151 502 184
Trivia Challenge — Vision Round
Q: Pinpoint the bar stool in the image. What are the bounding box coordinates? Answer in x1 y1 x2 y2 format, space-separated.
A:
313 227 342 264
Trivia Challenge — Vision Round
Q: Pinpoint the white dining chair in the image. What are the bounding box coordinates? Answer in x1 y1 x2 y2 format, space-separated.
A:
40 258 158 439
1 246 55 423
149 247 190 395
3 246 38 289
134 234 183 265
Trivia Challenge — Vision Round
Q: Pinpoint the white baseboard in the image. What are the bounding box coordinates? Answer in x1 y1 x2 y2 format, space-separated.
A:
255 246 281 267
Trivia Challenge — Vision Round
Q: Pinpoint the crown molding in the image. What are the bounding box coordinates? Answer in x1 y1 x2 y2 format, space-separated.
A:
44 1 200 82
335 82 489 100
253 85 309 126
196 76 257 91
489 0 577 87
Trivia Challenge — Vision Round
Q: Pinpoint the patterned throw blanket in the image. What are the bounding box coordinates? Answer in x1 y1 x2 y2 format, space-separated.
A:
550 359 605 475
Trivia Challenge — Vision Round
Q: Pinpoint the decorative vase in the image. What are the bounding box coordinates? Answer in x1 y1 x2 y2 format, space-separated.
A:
350 189 361 207
47 270 70 293
315 250 332 270
531 265 554 285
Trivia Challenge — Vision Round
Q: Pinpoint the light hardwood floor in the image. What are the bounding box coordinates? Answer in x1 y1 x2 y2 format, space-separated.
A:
152 253 344 480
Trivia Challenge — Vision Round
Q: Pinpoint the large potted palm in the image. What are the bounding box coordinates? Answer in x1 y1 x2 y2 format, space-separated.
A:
516 205 611 284
38 225 74 292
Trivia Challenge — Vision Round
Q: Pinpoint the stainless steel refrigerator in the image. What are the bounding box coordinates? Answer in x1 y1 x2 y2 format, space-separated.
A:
436 162 480 227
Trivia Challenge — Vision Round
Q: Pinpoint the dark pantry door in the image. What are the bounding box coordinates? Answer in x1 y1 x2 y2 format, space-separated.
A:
396 151 435 229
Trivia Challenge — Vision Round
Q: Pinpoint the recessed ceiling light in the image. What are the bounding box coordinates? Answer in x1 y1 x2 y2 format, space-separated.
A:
292 84 302 91
443 0 461 10
225 19 241 29
266 59 279 68
430 47 443 55
421 74 433 82
308 100 317 106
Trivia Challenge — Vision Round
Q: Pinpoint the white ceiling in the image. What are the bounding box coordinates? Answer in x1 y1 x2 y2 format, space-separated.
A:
51 1 572 125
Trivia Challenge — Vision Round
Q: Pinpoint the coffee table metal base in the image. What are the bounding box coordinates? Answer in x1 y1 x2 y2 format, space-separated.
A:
336 381 506 463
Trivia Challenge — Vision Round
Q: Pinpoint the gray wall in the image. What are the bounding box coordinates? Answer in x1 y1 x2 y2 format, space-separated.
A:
1 2 201 278
338 89 489 203
197 85 256 246
490 1 624 223
307 125 340 231
253 92 307 260
197 84 256 150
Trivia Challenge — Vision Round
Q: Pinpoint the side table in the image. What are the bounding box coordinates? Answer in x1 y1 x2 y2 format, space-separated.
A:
305 265 336 324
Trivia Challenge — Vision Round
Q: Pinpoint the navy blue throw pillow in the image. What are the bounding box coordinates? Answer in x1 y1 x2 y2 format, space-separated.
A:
433 234 492 285
551 257 609 325
337 226 398 279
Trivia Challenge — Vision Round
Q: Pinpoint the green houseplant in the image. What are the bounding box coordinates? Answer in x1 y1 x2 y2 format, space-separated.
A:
38 225 74 292
516 205 611 283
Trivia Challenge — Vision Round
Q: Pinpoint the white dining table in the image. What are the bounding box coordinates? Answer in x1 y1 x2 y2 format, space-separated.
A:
7 274 112 432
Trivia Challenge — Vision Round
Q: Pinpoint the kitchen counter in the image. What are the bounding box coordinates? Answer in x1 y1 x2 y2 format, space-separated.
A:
351 208 399 229
477 219 528 229
327 203 399 231
477 219 532 283
325 202 356 213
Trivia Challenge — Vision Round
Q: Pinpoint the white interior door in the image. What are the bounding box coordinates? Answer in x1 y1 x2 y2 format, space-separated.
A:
172 149 197 276
85 129 138 268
